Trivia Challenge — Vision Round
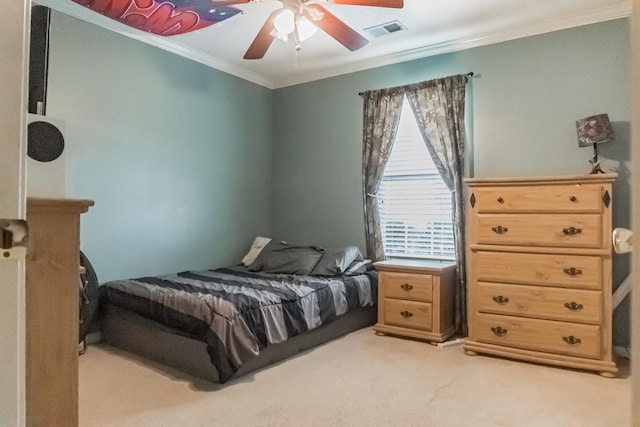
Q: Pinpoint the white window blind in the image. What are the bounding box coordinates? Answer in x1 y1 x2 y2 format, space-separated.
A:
378 99 455 260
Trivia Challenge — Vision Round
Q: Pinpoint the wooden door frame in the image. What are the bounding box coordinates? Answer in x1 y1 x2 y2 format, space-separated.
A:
0 0 29 426
631 1 640 424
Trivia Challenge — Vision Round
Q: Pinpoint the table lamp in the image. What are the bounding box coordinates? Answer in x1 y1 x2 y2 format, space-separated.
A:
576 113 615 174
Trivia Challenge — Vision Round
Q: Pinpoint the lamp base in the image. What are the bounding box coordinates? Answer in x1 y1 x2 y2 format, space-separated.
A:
588 160 606 174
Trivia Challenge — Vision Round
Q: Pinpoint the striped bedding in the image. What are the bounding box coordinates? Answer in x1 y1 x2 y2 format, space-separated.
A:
100 266 377 383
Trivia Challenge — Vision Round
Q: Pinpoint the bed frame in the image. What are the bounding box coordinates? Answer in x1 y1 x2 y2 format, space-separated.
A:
100 303 376 383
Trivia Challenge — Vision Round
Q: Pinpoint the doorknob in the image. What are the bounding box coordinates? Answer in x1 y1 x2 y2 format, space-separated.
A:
612 228 633 254
0 219 29 260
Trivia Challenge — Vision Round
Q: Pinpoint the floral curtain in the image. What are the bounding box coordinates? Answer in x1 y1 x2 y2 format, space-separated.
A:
361 88 404 261
405 74 468 336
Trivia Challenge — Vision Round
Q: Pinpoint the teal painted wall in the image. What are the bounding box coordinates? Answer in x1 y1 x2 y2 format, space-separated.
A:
272 19 631 345
44 14 631 345
47 13 273 282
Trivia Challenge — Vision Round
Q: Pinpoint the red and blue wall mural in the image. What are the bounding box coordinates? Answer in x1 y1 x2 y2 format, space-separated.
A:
72 0 243 36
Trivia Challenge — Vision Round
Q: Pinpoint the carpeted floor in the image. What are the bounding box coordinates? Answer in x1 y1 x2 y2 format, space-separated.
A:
79 328 630 426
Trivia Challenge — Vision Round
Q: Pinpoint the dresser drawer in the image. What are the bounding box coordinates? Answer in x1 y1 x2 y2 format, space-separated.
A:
472 184 603 213
475 251 602 290
475 313 601 359
381 271 433 302
477 282 603 324
384 299 433 331
475 214 602 248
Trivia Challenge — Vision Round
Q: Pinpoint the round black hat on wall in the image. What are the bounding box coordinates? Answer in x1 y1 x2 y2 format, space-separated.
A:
27 120 65 162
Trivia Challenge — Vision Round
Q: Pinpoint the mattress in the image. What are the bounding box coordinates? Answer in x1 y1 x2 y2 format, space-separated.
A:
101 303 376 384
100 265 378 383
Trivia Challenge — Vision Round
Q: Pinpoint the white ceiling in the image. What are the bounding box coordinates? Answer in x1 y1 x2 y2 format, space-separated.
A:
39 0 630 89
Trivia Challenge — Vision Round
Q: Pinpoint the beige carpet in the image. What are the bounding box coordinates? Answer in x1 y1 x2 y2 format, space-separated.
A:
79 328 630 427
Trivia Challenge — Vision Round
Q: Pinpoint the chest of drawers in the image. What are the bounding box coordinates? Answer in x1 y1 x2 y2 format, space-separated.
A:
463 175 618 376
373 259 457 343
26 198 94 426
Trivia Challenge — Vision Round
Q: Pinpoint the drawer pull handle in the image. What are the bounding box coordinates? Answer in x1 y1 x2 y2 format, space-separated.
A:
564 301 584 311
562 335 582 345
400 283 414 291
400 310 413 319
497 197 504 204
492 295 510 305
562 227 582 236
563 267 583 276
570 196 577 202
491 326 508 337
491 225 509 234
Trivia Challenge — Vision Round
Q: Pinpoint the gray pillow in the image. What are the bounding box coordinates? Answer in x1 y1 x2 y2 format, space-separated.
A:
311 246 364 276
248 240 324 275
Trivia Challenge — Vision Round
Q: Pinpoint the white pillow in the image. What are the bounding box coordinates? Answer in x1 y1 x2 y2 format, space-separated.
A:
241 236 272 267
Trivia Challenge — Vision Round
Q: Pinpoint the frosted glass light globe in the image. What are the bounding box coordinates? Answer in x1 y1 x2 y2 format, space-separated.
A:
296 16 318 41
273 9 295 35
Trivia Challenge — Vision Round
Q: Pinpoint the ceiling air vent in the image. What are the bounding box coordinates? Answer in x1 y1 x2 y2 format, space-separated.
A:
365 20 407 38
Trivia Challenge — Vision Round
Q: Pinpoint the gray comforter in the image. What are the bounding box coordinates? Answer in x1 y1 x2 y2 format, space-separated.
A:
100 266 377 382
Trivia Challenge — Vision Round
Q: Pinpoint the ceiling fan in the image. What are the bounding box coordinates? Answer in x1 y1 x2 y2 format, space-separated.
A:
73 0 403 59
240 0 404 59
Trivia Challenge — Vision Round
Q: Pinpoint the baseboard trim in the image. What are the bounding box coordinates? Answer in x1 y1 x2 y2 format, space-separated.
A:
85 331 103 345
437 337 466 349
613 346 631 359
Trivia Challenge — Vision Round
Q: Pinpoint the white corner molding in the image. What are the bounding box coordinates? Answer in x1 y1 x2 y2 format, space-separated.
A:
273 2 632 88
37 0 631 89
36 0 278 88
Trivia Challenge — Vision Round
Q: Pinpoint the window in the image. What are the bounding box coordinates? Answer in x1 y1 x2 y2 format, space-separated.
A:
378 99 455 260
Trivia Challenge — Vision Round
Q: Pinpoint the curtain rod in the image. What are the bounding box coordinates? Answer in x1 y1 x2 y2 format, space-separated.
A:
358 72 474 96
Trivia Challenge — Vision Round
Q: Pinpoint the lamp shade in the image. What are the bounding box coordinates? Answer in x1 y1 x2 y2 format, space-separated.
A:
576 114 615 147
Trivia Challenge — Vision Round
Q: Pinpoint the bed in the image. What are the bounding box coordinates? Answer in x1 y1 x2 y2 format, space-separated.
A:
99 240 377 384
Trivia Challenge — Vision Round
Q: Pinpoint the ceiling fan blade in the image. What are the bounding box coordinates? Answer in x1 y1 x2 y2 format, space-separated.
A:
304 4 368 51
323 0 404 8
243 9 280 60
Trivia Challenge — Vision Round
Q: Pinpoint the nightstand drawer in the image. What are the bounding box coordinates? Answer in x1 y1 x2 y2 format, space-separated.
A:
472 184 604 214
381 271 433 302
475 251 602 290
476 214 602 248
477 282 603 324
476 313 601 359
384 299 433 331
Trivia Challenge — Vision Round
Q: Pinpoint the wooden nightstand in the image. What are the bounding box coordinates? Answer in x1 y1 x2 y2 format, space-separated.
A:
373 259 457 343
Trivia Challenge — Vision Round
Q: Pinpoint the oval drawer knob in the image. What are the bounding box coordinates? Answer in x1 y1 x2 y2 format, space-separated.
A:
562 335 582 345
570 196 577 202
492 295 510 305
563 267 583 276
400 283 414 291
562 227 582 236
491 326 507 337
491 225 509 234
400 310 413 319
497 197 505 204
564 301 584 311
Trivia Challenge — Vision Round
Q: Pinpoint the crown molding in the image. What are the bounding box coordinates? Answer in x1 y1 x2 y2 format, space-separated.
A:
38 0 631 90
272 2 632 88
37 0 278 88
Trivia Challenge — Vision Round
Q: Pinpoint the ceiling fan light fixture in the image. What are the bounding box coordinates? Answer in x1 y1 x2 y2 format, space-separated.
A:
305 6 324 21
270 28 289 42
273 8 296 35
296 16 318 42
